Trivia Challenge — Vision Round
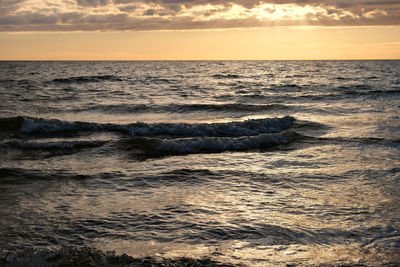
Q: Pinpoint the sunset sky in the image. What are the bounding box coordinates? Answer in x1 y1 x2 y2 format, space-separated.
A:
1 0 400 60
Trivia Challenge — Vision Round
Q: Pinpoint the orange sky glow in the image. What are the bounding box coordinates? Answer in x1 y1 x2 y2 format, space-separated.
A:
1 0 399 60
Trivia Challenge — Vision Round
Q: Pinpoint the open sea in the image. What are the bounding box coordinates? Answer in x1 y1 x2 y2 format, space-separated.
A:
0 60 399 266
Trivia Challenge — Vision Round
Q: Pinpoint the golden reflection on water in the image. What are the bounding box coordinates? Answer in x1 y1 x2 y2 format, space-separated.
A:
16 132 399 266
226 242 400 266
90 159 398 266
102 239 400 266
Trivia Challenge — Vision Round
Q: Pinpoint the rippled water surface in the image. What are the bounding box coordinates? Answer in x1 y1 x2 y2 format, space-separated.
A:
0 61 399 266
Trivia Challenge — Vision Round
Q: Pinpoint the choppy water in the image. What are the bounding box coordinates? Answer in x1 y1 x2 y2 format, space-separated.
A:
0 61 399 266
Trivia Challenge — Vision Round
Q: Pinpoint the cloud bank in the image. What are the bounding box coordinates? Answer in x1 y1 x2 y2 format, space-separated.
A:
0 0 399 31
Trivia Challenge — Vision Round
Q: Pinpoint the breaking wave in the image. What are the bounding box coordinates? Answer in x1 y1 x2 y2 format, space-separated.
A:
0 116 294 138
0 246 234 267
119 131 297 157
83 103 289 114
0 116 299 158
51 75 123 84
1 140 107 150
154 131 297 155
212 74 241 79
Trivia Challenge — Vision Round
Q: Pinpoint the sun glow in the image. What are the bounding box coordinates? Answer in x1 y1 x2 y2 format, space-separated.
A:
255 4 314 21
180 3 353 23
1 26 400 60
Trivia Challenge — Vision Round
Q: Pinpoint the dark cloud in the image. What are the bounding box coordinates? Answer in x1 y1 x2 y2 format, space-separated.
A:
66 0 400 9
0 0 399 31
143 9 156 16
0 0 24 15
118 5 137 12
76 0 110 7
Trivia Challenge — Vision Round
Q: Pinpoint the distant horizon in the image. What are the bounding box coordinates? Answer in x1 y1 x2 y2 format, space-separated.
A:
1 59 400 61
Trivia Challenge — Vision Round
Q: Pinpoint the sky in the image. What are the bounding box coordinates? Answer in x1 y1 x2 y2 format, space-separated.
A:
1 0 400 60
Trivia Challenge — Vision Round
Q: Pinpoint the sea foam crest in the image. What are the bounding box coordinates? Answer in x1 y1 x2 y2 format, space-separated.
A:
126 116 294 137
51 75 123 83
155 131 297 155
17 116 295 137
6 140 107 150
20 117 86 134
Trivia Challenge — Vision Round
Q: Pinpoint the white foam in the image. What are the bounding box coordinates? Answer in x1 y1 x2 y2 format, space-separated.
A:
20 117 82 134
13 140 106 150
155 131 297 155
19 116 295 138
126 116 294 137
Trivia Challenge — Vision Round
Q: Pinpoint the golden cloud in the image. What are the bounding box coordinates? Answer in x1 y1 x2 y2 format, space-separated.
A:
0 0 399 31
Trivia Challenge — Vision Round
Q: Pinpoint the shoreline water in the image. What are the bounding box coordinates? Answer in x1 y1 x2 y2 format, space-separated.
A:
0 246 238 267
2 243 400 266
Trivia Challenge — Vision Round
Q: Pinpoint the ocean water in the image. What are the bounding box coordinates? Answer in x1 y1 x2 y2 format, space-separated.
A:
0 60 399 266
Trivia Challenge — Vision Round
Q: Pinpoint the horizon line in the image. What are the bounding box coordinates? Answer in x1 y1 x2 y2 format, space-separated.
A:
1 59 399 62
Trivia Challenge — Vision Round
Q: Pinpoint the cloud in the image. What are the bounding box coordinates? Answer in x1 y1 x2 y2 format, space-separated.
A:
76 0 110 7
0 0 399 31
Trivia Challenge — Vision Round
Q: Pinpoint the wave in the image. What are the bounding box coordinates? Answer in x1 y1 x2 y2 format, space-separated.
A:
337 84 372 92
0 246 233 267
143 76 177 84
0 116 296 158
0 167 91 184
84 103 289 114
0 140 107 160
0 116 25 134
169 103 288 112
0 79 33 84
343 88 400 96
121 131 297 157
155 131 297 155
295 135 400 151
51 75 123 83
1 140 107 150
212 74 241 79
0 116 294 138
267 84 303 92
319 136 400 146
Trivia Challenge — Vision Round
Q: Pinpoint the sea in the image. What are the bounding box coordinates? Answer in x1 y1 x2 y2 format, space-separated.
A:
0 60 399 266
